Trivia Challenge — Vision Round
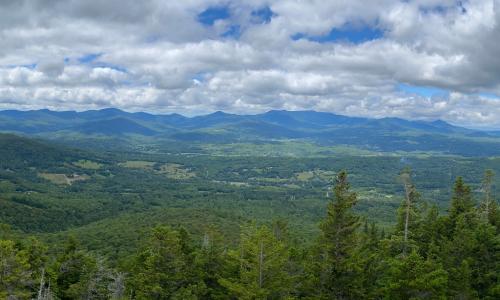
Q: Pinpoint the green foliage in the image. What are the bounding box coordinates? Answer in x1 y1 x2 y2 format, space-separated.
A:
0 240 32 299
0 134 499 299
449 176 475 220
382 251 448 299
219 223 291 299
317 170 362 299
127 226 197 299
0 170 497 299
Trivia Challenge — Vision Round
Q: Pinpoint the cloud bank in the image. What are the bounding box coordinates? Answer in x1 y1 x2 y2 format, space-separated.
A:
0 0 500 128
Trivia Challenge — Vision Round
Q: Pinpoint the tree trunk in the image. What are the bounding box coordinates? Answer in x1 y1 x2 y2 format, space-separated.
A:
403 182 411 255
258 240 264 288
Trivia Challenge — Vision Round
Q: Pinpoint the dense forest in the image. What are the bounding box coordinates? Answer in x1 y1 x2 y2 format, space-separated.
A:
1 169 498 299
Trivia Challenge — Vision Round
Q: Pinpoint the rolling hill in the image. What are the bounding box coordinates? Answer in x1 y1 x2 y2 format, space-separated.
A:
2 108 500 156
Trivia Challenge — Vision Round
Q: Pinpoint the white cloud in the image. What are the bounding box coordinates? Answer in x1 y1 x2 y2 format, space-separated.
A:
0 0 499 128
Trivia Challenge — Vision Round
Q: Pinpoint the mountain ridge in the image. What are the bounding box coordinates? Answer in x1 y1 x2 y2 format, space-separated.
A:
0 107 474 131
3 108 500 156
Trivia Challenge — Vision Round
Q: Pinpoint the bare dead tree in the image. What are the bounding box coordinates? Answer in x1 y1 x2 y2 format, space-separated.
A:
480 170 495 221
108 272 126 300
258 240 264 289
400 168 417 255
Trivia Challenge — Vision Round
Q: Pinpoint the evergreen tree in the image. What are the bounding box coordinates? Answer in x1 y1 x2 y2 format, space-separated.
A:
413 205 441 258
470 221 500 299
192 226 227 299
0 240 32 299
382 251 448 299
51 236 98 299
358 222 383 298
319 170 362 299
219 223 290 299
449 177 475 223
23 236 48 296
127 226 194 299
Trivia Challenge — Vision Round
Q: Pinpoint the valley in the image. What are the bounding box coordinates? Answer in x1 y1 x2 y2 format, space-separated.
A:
0 110 499 298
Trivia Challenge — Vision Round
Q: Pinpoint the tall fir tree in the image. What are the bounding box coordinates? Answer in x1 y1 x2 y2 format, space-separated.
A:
449 177 475 222
0 240 32 299
219 223 291 299
319 170 362 299
127 226 196 299
382 250 448 299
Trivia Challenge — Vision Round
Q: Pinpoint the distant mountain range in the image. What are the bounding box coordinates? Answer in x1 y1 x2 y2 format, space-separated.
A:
1 108 500 156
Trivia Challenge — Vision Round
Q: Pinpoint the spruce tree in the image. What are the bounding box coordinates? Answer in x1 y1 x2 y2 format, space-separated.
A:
319 170 361 299
127 226 192 299
382 250 448 299
449 177 475 221
219 223 290 299
0 240 32 299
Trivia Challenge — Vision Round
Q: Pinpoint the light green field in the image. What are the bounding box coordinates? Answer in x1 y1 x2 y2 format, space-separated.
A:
74 160 103 170
296 169 336 181
118 160 155 169
201 141 378 157
38 173 89 185
158 163 196 179
296 171 314 181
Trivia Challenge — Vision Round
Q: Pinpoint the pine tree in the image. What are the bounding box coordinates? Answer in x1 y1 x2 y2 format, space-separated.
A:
413 205 440 258
52 236 98 299
192 226 227 298
219 223 290 299
382 250 448 299
0 240 32 299
319 170 362 299
358 222 383 298
23 236 49 295
127 226 191 299
449 177 475 222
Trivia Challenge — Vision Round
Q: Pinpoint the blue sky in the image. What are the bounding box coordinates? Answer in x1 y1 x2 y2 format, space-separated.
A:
293 24 384 44
197 6 230 26
397 84 449 97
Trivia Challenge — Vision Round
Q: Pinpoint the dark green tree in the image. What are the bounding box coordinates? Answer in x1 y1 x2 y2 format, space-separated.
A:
449 177 475 222
0 239 32 299
51 236 98 299
127 226 200 299
219 223 291 299
382 250 448 299
318 170 362 299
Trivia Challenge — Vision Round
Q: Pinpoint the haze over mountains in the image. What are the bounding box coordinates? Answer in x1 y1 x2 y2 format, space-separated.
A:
2 108 500 156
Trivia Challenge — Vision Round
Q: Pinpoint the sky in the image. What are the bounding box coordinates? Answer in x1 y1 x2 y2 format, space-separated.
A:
0 0 500 129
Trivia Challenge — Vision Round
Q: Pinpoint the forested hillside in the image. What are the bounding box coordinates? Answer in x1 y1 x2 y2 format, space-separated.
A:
3 109 500 156
0 133 499 299
1 170 498 299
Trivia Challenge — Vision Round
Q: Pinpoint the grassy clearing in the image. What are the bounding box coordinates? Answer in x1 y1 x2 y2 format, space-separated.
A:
38 173 89 185
158 163 196 179
296 171 314 181
295 169 336 181
74 160 103 170
201 141 378 157
118 160 155 169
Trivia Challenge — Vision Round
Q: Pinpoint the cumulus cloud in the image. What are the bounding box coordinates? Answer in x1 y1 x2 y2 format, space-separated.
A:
0 0 499 128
